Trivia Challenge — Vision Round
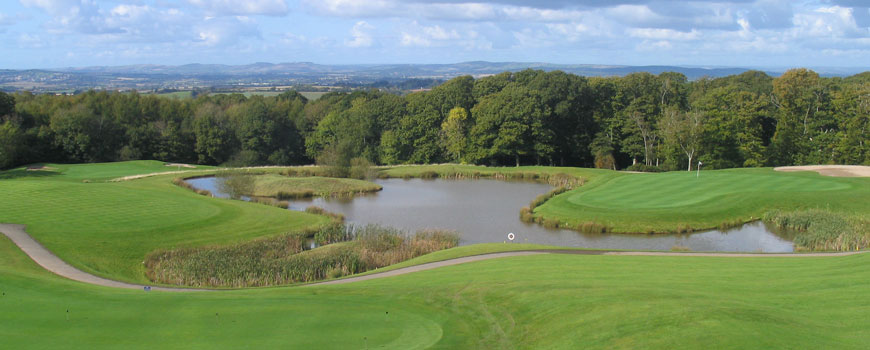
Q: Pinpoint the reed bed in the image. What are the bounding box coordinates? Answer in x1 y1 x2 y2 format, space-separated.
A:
763 209 870 251
145 224 459 287
172 177 213 197
305 206 345 222
382 169 585 188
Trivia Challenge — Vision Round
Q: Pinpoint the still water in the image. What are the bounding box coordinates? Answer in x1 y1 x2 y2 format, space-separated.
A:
187 177 795 252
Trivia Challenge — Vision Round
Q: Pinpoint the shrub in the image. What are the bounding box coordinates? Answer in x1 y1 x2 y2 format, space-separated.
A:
542 218 561 229
420 170 439 179
349 157 377 180
519 207 534 223
216 172 255 199
576 222 609 233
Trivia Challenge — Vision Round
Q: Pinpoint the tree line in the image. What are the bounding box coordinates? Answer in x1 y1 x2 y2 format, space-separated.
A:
1 68 867 171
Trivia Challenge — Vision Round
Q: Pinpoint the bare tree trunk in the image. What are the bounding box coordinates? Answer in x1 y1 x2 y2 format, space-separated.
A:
687 153 693 172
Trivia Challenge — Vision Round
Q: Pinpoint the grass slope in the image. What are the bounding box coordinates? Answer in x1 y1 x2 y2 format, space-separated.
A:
2 233 869 349
0 161 327 283
247 175 382 198
534 167 869 233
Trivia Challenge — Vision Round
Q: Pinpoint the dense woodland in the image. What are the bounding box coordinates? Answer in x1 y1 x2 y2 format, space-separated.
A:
0 68 868 171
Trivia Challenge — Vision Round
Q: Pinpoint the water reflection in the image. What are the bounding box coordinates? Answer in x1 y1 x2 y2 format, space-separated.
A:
187 177 795 252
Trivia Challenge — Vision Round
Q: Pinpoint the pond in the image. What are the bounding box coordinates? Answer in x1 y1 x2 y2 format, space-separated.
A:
187 177 795 253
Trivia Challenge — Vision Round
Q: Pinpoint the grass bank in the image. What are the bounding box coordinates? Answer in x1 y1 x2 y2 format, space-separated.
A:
0 161 327 284
145 224 459 287
534 167 869 236
2 231 869 349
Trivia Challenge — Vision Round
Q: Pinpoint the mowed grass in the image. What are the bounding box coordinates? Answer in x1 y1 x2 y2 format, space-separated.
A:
536 167 870 232
0 161 327 283
247 175 382 198
2 232 869 349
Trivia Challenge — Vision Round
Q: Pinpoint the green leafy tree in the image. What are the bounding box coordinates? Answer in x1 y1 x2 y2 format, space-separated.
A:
193 103 236 165
441 107 469 163
658 109 705 171
469 85 550 166
0 121 22 169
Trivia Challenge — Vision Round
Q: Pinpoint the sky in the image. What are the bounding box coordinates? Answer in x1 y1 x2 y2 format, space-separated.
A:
0 0 868 69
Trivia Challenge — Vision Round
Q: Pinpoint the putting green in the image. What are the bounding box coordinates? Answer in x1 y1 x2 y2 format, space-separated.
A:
569 170 850 209
537 168 868 232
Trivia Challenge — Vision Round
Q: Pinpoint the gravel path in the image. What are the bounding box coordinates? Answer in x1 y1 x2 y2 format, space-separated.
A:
1 223 865 291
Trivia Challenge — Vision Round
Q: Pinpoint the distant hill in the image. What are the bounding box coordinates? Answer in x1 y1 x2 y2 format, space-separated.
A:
1 61 866 93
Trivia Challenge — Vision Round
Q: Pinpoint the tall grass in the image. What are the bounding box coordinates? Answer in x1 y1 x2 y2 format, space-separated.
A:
145 224 459 287
172 177 212 197
381 169 585 188
763 209 869 251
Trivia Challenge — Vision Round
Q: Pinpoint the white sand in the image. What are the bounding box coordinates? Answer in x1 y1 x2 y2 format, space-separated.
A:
774 165 870 177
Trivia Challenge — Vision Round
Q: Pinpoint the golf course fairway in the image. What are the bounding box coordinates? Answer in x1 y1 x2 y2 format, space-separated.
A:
2 161 869 348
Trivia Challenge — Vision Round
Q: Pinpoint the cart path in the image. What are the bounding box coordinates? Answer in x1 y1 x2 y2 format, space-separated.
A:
0 223 207 292
1 223 865 291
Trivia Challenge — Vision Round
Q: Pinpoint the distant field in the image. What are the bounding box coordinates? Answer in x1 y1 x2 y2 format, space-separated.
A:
153 91 192 99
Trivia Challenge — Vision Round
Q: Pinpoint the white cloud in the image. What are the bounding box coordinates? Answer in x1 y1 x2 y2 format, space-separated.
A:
0 12 16 26
400 22 459 47
792 6 866 39
627 28 700 41
346 21 374 47
18 33 46 48
194 16 260 47
304 0 397 18
637 39 673 51
512 28 554 48
187 0 289 16
280 32 307 45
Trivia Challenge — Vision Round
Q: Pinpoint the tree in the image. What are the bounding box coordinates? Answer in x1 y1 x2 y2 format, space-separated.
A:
441 107 469 163
193 103 236 165
590 132 616 170
0 121 22 169
615 72 662 166
469 85 549 166
0 92 14 118
49 103 122 162
658 109 705 171
769 68 824 165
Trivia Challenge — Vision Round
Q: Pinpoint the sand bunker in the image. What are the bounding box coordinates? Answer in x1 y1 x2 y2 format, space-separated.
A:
165 163 196 168
26 165 56 171
774 165 870 177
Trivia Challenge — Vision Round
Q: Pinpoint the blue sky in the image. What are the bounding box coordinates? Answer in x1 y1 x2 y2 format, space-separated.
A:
0 0 868 69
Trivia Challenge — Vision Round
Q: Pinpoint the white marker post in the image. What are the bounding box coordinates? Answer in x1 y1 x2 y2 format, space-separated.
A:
696 161 703 178
507 232 515 242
